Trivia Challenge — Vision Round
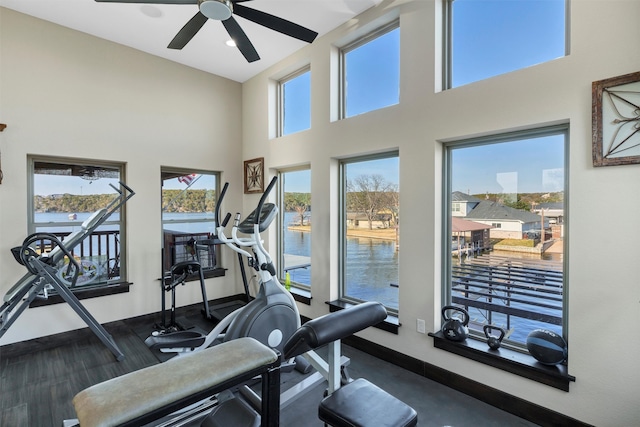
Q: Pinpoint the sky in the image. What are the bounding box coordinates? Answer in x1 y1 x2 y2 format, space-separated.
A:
451 134 565 195
35 0 566 198
451 0 566 194
34 175 119 197
452 0 566 87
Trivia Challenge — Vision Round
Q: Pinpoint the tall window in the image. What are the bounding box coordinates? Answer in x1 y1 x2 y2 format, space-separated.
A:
29 157 126 289
443 125 567 349
278 168 312 291
445 0 567 88
340 153 399 313
341 21 400 118
278 67 311 136
161 169 220 275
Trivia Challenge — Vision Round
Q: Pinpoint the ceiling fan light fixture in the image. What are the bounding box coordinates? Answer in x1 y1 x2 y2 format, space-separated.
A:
199 0 233 21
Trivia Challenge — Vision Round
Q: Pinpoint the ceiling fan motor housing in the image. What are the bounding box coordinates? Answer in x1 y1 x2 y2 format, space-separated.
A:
199 0 232 21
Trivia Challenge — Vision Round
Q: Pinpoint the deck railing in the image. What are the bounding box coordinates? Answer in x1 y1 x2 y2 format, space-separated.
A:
451 254 563 343
34 230 121 285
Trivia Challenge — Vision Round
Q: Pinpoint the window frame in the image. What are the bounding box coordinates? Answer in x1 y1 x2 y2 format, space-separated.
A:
338 151 400 315
161 167 222 278
339 20 400 119
28 156 128 291
277 66 311 137
276 167 312 300
442 124 570 351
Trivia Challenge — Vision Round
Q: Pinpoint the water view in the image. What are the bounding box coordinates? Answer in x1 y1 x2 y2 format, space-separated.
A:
36 211 561 344
283 211 400 310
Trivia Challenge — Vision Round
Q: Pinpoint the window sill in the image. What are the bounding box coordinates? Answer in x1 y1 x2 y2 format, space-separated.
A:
328 300 399 334
29 281 132 308
290 287 312 305
161 267 226 285
428 331 575 391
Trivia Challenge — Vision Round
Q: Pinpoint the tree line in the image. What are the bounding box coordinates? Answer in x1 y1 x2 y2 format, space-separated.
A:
35 184 558 226
475 191 564 211
34 189 217 213
285 174 400 230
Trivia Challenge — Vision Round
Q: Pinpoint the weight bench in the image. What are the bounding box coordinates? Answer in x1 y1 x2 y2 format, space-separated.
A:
69 337 280 427
283 302 418 427
67 303 415 427
318 378 417 427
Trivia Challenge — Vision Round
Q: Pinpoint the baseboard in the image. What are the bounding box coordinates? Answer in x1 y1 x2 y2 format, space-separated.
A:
343 335 592 427
0 294 248 358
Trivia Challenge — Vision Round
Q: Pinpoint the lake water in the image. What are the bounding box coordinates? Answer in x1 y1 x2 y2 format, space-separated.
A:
283 212 399 310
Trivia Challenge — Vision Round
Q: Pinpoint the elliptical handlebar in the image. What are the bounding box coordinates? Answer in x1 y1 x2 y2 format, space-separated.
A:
231 214 256 249
215 176 279 275
252 177 277 263
214 182 230 231
221 212 232 228
255 177 278 225
215 183 253 259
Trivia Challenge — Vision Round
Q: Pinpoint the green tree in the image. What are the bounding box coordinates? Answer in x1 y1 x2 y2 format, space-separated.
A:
284 192 311 225
347 174 397 230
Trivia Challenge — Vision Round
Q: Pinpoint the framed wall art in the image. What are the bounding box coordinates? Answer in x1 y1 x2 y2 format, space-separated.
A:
592 71 640 167
244 157 264 194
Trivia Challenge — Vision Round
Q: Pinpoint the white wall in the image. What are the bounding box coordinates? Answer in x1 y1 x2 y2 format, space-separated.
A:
241 0 640 425
0 8 246 343
2 1 639 425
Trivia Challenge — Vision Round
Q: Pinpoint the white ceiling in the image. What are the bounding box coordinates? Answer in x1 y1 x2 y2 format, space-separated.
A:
0 0 382 82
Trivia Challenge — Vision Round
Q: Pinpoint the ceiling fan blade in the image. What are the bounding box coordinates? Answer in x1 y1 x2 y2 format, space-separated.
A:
168 12 208 49
233 3 318 44
223 16 260 63
95 0 197 4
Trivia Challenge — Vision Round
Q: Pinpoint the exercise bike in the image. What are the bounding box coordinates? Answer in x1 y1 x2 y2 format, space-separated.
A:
151 183 254 340
145 177 301 359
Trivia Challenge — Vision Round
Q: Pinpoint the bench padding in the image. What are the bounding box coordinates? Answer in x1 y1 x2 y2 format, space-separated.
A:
318 378 417 427
73 337 277 427
283 302 387 359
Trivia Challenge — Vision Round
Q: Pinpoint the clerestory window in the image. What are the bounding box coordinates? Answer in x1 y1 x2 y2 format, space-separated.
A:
278 67 311 136
445 0 567 88
340 21 400 118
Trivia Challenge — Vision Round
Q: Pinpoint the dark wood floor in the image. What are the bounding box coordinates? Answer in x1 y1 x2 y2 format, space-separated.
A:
0 318 159 426
0 304 538 426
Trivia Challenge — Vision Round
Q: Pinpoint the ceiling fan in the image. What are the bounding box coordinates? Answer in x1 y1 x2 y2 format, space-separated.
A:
95 0 318 63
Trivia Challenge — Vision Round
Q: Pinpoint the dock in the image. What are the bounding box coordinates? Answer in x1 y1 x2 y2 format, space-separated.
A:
283 254 311 272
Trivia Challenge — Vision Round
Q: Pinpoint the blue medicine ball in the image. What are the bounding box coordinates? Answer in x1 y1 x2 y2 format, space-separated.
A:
526 329 567 365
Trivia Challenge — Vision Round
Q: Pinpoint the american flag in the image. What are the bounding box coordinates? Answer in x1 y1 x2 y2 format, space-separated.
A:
178 173 197 186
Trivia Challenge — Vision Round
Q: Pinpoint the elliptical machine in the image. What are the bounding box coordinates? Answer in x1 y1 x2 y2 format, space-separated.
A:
145 177 301 358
